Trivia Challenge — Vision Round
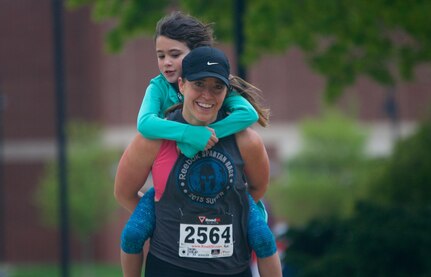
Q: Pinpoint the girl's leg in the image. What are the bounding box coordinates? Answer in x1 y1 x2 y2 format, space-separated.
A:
247 194 282 277
120 250 143 277
247 194 277 258
121 187 156 254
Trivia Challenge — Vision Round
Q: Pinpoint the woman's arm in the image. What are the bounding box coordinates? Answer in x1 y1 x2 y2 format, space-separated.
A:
209 91 259 138
236 128 270 202
114 134 161 213
237 129 283 277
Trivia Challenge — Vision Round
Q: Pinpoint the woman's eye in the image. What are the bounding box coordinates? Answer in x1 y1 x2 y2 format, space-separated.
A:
194 81 204 87
211 88 224 95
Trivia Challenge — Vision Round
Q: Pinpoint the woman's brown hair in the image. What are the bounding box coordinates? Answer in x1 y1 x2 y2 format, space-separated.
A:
229 75 270 127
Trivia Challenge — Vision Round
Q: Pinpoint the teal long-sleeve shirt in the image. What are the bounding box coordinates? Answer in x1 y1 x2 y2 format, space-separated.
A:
137 74 258 157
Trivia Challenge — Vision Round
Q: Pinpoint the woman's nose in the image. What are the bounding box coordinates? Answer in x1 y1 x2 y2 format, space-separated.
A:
201 88 213 98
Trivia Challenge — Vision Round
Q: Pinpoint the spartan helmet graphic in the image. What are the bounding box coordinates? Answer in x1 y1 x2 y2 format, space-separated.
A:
200 164 216 193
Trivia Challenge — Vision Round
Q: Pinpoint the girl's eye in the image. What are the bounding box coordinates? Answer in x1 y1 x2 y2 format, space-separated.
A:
169 51 182 59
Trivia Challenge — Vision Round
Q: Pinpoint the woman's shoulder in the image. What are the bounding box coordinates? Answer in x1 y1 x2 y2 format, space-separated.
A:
235 128 264 152
130 133 163 155
235 127 263 145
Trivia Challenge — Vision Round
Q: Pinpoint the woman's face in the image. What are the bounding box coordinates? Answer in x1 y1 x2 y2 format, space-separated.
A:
179 77 227 126
155 36 190 83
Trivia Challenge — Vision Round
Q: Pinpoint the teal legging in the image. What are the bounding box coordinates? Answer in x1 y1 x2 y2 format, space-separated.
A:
121 187 277 258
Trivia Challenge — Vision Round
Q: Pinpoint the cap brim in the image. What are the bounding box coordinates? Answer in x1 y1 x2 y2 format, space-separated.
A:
186 72 229 88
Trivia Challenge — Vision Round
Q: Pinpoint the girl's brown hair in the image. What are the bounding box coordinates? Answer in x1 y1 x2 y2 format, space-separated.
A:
155 11 214 50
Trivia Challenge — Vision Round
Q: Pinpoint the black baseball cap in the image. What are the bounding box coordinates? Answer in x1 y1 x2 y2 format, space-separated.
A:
182 46 230 87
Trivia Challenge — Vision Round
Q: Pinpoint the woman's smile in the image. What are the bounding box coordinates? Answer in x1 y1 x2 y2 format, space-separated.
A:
196 101 214 109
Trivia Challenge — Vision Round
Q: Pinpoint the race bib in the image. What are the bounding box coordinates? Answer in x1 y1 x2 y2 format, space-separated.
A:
179 214 233 258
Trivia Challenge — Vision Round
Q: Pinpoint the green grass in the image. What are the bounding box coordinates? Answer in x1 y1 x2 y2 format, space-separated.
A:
1 264 124 277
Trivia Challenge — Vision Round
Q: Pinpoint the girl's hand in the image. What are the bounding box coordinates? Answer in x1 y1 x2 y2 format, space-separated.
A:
204 127 218 151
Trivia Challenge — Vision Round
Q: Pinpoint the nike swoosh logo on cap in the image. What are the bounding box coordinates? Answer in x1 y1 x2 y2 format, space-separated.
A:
207 62 218 65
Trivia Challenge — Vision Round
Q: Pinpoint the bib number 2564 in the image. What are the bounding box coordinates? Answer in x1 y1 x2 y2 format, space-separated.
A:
179 224 233 258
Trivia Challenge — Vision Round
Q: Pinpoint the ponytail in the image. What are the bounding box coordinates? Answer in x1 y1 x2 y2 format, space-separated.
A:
229 75 270 127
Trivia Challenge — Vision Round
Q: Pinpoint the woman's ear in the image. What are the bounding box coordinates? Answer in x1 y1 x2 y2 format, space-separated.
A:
178 77 185 95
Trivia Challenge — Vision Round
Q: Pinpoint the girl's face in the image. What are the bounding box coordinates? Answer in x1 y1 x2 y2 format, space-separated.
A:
179 77 227 126
155 36 190 83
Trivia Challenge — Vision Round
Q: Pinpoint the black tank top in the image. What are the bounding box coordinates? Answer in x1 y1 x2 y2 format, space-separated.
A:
149 109 251 275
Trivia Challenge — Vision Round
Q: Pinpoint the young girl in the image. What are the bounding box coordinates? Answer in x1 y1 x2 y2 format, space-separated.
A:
114 12 277 276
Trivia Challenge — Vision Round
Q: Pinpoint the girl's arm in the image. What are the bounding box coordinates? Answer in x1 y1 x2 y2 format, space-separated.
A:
137 79 212 157
209 90 259 138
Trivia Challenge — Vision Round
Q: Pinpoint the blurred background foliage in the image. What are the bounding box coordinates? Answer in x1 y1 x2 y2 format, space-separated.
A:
267 109 368 227
278 114 431 276
67 0 431 101
5 264 122 277
365 116 431 211
35 122 119 260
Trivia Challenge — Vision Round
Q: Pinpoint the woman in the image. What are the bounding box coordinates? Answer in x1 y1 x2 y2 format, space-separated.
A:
116 47 282 277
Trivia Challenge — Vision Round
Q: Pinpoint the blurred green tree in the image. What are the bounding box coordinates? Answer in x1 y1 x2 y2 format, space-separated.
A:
281 114 431 276
267 109 367 227
67 0 431 101
365 114 431 211
283 203 431 277
35 122 119 260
